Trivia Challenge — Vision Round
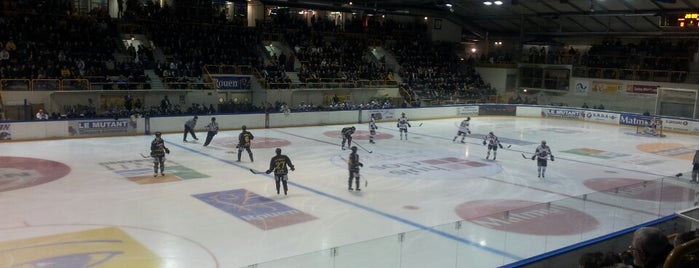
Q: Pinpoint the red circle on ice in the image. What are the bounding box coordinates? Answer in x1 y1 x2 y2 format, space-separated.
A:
323 130 393 140
583 178 695 202
455 199 598 235
0 157 71 192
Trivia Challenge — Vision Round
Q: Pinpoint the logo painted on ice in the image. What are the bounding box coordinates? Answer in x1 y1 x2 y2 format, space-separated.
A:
332 149 502 178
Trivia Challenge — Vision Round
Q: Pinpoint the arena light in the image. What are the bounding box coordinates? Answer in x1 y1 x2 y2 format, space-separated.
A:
483 1 493 5
494 1 503 5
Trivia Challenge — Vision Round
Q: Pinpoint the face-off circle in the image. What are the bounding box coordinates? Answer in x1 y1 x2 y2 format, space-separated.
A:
214 137 291 149
455 199 598 235
331 149 502 179
323 130 393 140
584 178 696 202
0 156 71 192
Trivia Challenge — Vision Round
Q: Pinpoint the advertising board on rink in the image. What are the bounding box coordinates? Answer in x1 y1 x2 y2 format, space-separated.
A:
662 117 697 133
68 118 137 136
456 105 479 116
541 108 584 120
479 105 516 116
582 111 619 124
619 113 652 126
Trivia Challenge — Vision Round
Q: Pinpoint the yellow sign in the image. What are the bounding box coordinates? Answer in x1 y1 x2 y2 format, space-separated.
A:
0 227 161 267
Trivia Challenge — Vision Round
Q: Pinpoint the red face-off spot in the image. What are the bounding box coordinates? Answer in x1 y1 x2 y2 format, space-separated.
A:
0 157 71 192
455 199 598 235
584 178 695 202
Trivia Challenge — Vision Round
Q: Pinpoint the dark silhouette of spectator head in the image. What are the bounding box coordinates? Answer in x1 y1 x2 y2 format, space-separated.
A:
630 227 673 268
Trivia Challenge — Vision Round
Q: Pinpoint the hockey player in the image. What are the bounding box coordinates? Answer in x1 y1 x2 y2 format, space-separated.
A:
348 146 364 191
453 117 471 143
265 148 295 195
369 114 378 144
183 115 198 142
203 117 219 146
237 125 254 162
341 126 356 150
531 140 554 178
692 149 699 184
483 131 503 160
397 112 411 140
150 131 170 177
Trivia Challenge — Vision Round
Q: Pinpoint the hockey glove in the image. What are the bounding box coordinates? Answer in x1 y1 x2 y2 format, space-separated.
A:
408 123 411 127
359 163 364 167
165 148 170 154
290 167 295 171
265 170 272 174
550 155 555 161
498 144 503 149
531 155 536 160
396 123 400 128
482 141 486 145
468 130 471 134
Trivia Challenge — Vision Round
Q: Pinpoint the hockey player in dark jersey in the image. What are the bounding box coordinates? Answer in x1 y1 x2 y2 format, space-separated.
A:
150 131 170 177
341 126 356 150
531 140 554 178
266 148 295 195
237 125 254 162
483 131 503 160
348 146 364 191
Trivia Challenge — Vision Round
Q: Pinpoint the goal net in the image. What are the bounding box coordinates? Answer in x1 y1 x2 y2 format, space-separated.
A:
635 116 664 137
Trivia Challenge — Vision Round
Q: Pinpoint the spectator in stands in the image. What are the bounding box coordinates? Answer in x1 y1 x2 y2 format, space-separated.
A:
160 95 171 113
629 227 673 268
582 103 589 108
35 109 48 120
577 251 625 268
0 48 9 62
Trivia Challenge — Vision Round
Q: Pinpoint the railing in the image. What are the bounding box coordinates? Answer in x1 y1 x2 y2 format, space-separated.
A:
246 175 696 268
0 79 90 91
264 79 398 90
163 77 214 90
572 66 687 83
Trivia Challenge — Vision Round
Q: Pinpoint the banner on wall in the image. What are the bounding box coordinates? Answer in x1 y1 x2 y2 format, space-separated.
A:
213 76 251 90
582 111 619 124
0 123 10 140
626 85 658 95
619 113 652 126
591 81 623 94
541 108 584 120
457 106 479 116
369 110 396 120
68 119 137 136
478 105 516 116
662 118 695 132
573 80 589 96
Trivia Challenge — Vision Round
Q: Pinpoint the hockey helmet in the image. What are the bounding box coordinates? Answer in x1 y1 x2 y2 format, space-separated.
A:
155 131 162 137
351 146 358 151
193 115 198 119
489 131 493 135
541 140 546 145
275 148 282 155
351 126 356 130
467 117 471 121
242 125 247 130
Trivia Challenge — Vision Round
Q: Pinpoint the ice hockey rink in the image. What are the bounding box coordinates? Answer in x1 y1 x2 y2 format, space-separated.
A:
1 116 698 268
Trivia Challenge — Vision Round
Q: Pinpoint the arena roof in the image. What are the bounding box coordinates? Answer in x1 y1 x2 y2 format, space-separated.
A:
260 0 699 39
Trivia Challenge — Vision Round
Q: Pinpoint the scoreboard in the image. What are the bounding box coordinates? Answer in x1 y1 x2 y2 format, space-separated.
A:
661 13 699 27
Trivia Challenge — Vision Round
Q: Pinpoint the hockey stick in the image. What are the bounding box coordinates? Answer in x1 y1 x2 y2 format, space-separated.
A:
249 168 264 174
522 153 533 160
352 141 373 153
140 153 150 158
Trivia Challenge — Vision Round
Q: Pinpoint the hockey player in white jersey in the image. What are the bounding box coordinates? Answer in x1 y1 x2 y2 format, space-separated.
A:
369 114 378 144
397 112 411 140
531 140 554 178
453 117 471 143
483 131 503 160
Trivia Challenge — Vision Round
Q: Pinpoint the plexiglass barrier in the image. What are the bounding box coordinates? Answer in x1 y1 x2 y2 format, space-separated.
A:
245 175 697 268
